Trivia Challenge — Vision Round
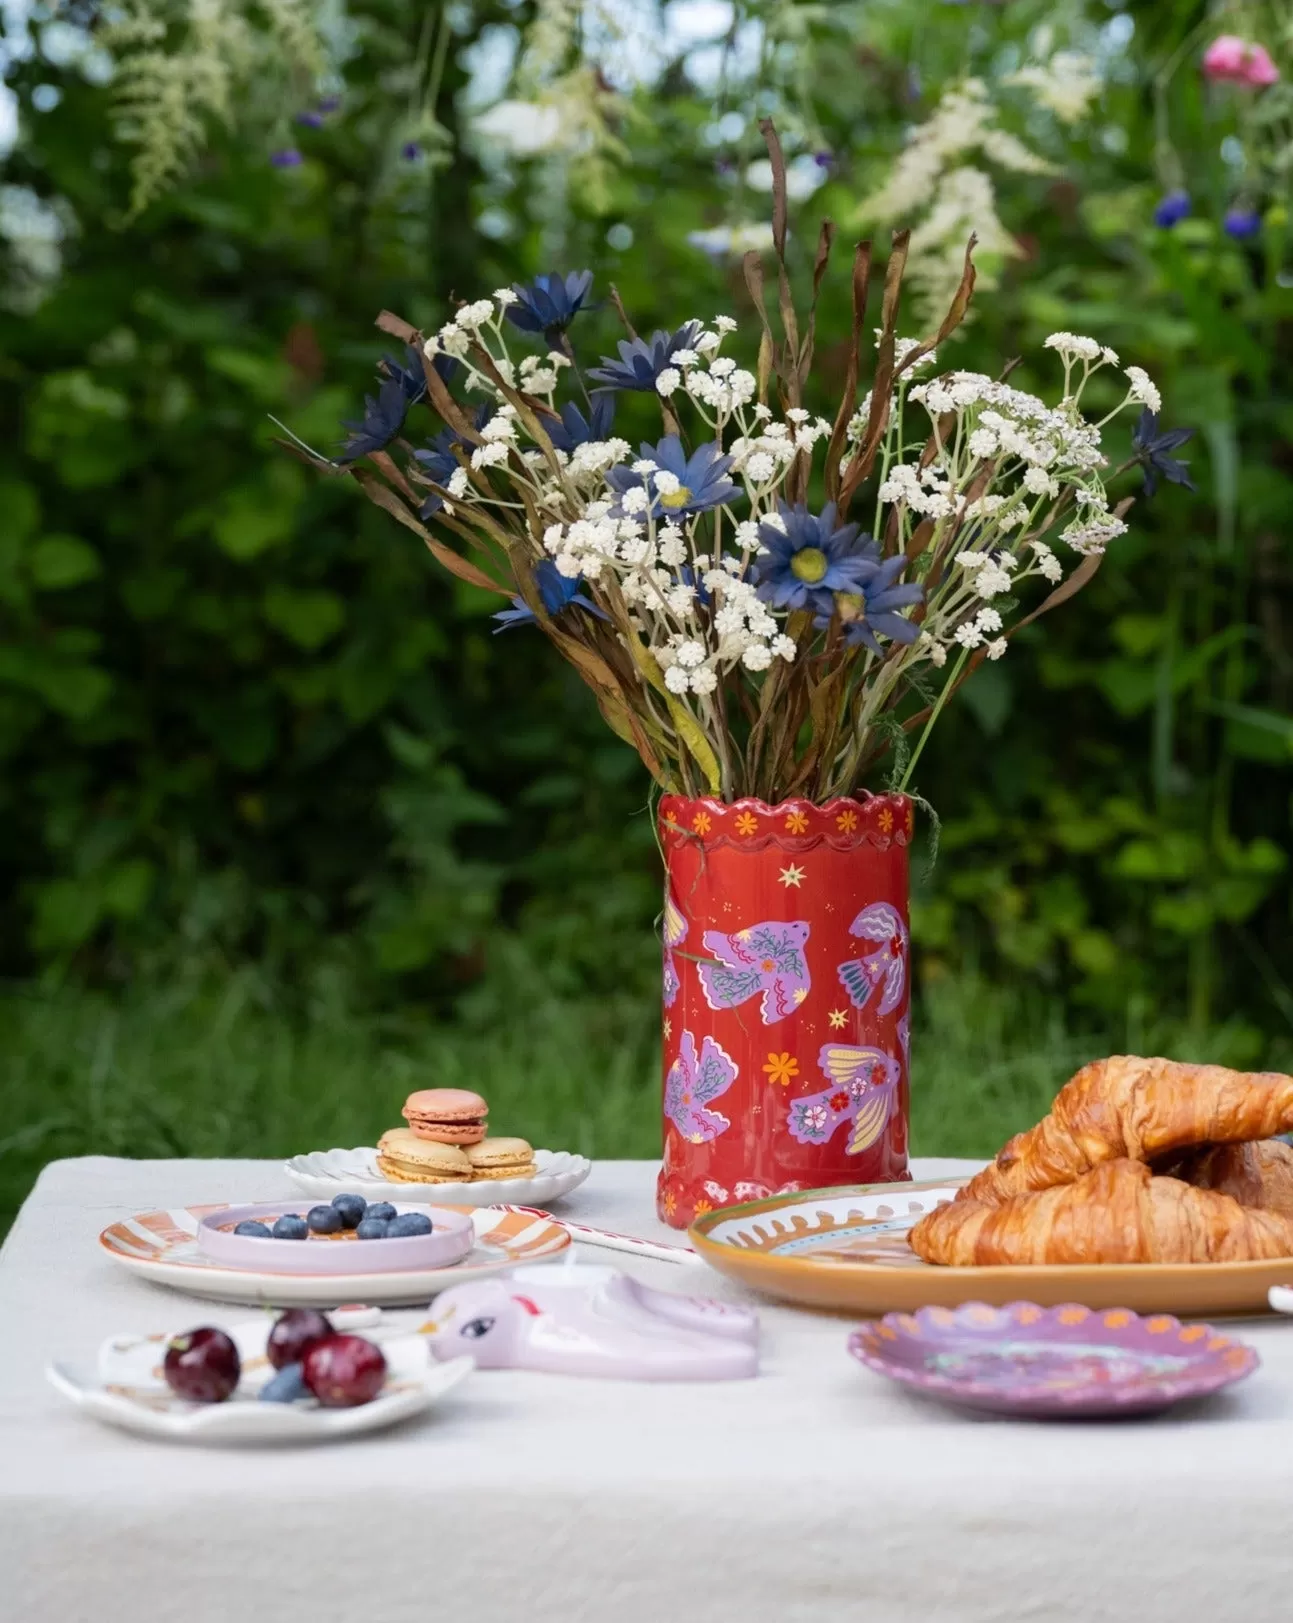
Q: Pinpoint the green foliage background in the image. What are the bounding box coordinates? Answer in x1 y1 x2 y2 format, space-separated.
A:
1 0 1291 1223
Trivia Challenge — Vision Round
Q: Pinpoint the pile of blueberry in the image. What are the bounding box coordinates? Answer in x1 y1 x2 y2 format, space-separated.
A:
163 1310 387 1408
233 1194 433 1241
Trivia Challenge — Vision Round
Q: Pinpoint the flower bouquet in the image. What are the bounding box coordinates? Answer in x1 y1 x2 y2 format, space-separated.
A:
287 122 1181 1225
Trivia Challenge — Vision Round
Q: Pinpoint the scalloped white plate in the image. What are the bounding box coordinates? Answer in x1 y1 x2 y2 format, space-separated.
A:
47 1314 473 1444
284 1145 591 1208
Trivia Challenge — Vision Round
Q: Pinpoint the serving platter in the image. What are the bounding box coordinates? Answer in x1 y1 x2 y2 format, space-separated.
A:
688 1180 1293 1316
47 1315 473 1444
848 1301 1258 1418
100 1204 570 1308
284 1145 591 1208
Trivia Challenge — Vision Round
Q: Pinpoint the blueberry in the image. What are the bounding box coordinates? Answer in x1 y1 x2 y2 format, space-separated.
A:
365 1202 397 1223
331 1193 367 1228
259 1362 310 1403
307 1204 344 1234
272 1214 309 1239
385 1211 433 1238
355 1217 390 1240
234 1220 272 1238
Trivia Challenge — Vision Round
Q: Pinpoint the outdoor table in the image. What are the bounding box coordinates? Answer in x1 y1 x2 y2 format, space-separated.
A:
3 1155 1292 1622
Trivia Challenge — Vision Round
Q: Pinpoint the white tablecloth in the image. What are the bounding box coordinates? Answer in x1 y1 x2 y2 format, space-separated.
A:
3 1156 1293 1623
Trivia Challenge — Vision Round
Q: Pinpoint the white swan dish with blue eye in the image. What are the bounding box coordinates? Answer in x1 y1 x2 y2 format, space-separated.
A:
420 1263 759 1381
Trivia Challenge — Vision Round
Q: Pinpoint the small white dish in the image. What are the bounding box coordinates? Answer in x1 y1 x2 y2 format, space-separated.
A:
198 1202 474 1274
99 1204 571 1308
1268 1285 1293 1314
47 1315 473 1444
284 1145 591 1208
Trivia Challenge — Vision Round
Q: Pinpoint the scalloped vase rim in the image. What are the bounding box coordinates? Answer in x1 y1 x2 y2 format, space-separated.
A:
659 792 910 812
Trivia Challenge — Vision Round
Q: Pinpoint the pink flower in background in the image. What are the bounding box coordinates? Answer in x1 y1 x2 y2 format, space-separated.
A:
1202 35 1280 87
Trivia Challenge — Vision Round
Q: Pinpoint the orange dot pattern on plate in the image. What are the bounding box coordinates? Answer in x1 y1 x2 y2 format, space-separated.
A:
1178 1324 1208 1343
1103 1310 1132 1329
1057 1306 1089 1325
1145 1316 1176 1334
1014 1305 1042 1325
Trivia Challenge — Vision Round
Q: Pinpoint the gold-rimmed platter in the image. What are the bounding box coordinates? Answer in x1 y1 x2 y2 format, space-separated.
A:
688 1180 1293 1316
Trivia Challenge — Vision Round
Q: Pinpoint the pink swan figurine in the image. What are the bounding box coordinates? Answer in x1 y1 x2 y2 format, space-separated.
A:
419 1263 759 1381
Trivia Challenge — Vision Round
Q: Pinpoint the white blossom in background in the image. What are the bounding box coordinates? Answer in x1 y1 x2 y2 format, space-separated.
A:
1006 52 1102 125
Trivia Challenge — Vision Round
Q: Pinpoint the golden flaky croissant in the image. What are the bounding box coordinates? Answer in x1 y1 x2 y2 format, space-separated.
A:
961 1056 1293 1205
1168 1138 1293 1218
910 1158 1293 1267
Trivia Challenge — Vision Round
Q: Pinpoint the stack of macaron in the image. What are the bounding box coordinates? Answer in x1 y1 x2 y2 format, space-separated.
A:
376 1089 537 1186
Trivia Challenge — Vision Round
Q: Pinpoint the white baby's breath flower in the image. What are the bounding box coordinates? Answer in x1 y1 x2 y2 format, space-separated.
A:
620 487 649 515
1022 466 1057 497
1123 366 1161 414
709 357 737 380
752 403 772 422
553 552 583 579
689 666 718 696
632 460 658 475
735 520 761 550
741 642 774 671
457 299 496 329
975 565 1014 599
975 607 1003 633
670 348 699 368
471 442 510 470
446 466 470 498
985 638 1008 660
480 415 517 443
1044 331 1102 362
657 525 687 566
654 470 681 496
927 641 948 668
954 622 984 649
771 634 797 662
656 367 681 397
713 315 738 335
762 511 787 535
694 330 722 355
744 453 775 485
663 665 691 694
955 550 987 570
438 325 471 359
1101 346 1118 365
493 287 519 306
675 639 706 669
1061 514 1127 555
665 585 696 616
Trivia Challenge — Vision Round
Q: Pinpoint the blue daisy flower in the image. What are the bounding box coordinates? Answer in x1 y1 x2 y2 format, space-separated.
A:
1131 408 1195 498
337 349 458 464
588 322 703 391
752 503 882 614
1153 190 1191 229
493 558 607 632
812 558 924 657
605 436 738 519
505 271 594 342
545 392 616 453
412 404 492 517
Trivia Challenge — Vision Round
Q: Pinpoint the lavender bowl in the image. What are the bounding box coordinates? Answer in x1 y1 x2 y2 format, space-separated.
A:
198 1202 473 1276
849 1301 1259 1418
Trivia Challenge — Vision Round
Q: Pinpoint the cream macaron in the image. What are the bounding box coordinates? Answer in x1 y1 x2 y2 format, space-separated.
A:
466 1137 537 1181
376 1128 472 1184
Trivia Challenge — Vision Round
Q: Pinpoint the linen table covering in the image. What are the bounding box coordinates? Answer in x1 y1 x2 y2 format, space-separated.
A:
3 1156 1292 1623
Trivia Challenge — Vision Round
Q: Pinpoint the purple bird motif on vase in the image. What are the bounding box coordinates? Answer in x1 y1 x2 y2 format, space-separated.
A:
787 1045 900 1153
665 1032 738 1143
837 902 907 1016
697 920 811 1024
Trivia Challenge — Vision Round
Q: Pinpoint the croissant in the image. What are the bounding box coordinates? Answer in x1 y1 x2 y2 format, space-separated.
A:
910 1158 1293 1267
1168 1138 1293 1218
960 1056 1293 1205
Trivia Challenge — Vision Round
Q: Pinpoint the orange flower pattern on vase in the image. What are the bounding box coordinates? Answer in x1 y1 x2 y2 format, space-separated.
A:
693 1198 712 1217
692 810 712 834
877 807 894 834
836 809 858 832
734 811 759 836
763 1052 799 1086
784 809 809 834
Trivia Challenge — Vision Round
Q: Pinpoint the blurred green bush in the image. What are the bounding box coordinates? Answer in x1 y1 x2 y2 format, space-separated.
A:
0 0 1289 1056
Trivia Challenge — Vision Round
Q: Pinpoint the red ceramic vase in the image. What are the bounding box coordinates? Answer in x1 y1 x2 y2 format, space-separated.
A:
657 794 913 1228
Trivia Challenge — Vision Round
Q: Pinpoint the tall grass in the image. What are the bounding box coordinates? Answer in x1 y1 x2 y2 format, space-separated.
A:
1 968 1285 1234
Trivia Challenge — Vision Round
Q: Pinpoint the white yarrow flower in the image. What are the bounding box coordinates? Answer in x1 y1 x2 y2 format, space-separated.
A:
664 665 691 694
1044 331 1102 362
689 667 718 696
1123 366 1162 415
446 467 470 498
656 367 681 397
985 638 1008 660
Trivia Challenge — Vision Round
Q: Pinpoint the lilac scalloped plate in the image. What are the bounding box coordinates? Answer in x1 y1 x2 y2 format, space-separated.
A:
849 1301 1259 1418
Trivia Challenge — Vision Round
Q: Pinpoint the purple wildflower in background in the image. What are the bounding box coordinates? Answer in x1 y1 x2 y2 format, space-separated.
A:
1153 190 1191 228
316 95 342 113
401 142 422 161
813 150 834 170
1224 205 1262 239
295 110 325 129
271 148 303 169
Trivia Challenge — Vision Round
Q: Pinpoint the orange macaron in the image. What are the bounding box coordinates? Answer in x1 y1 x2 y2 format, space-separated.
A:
401 1088 489 1146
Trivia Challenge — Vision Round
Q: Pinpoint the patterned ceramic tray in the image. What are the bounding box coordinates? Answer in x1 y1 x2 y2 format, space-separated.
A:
849 1301 1258 1417
284 1146 591 1208
688 1181 1293 1315
100 1204 570 1307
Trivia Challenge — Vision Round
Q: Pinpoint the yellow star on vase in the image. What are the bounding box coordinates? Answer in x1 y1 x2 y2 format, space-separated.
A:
793 987 808 1005
828 1008 848 1029
663 1017 672 1039
778 863 806 888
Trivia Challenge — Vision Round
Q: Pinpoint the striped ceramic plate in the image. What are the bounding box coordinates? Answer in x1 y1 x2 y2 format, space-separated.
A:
99 1204 570 1308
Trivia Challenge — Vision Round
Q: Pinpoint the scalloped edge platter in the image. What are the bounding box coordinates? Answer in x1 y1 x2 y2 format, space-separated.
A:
689 1180 1293 1315
284 1146 591 1208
